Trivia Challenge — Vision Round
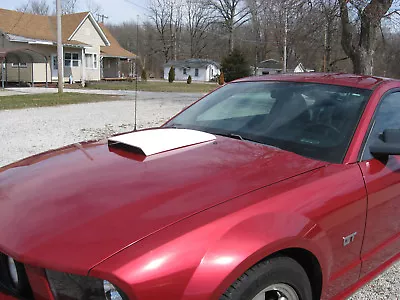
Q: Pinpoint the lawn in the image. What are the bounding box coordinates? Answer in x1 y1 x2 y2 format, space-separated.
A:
0 93 121 110
83 81 219 93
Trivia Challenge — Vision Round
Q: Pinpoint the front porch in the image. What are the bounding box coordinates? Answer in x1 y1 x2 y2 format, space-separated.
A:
101 57 135 79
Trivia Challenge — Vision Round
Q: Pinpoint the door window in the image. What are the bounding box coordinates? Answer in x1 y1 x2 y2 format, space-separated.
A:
362 92 400 160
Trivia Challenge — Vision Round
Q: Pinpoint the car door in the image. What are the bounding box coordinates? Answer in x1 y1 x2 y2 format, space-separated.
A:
358 91 400 277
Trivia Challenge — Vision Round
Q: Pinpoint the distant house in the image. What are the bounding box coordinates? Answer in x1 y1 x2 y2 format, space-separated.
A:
294 63 315 73
254 59 283 76
253 59 314 76
0 8 136 86
164 59 220 82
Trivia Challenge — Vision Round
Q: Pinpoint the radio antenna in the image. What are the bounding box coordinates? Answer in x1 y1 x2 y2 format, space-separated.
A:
134 15 139 131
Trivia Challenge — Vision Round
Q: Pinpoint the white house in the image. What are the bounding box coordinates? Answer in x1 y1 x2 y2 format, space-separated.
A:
0 8 136 86
164 59 220 82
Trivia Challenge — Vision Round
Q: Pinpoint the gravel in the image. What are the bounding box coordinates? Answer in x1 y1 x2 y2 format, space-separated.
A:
0 91 199 166
0 91 398 299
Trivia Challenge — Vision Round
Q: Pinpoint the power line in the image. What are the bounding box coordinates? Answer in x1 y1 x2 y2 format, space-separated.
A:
123 0 151 13
9 0 33 33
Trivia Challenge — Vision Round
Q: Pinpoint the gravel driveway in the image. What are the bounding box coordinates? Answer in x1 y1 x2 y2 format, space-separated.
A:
0 91 398 299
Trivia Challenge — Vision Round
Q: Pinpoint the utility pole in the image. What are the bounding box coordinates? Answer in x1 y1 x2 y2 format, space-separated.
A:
134 15 139 132
283 7 288 73
56 0 63 93
97 14 109 23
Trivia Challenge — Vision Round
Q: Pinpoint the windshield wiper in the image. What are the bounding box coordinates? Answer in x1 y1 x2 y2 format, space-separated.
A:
164 123 185 129
209 131 256 143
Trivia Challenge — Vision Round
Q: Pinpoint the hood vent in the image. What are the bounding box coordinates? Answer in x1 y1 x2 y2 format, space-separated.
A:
108 128 216 156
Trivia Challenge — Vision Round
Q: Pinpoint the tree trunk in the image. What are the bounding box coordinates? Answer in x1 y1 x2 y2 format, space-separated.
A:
229 27 234 52
353 49 374 75
339 0 392 75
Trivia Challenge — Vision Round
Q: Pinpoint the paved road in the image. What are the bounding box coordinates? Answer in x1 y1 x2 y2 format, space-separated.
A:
0 91 398 299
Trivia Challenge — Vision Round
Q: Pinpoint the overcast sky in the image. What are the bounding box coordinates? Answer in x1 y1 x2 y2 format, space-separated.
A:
0 0 149 24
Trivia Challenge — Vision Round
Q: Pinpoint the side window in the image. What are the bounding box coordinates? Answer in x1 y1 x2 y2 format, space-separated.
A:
363 92 400 160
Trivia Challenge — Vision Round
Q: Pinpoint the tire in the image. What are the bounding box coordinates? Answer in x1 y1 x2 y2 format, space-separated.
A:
220 256 313 300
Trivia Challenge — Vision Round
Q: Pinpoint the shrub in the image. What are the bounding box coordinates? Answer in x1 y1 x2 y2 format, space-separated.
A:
221 49 250 82
141 69 147 81
187 75 192 84
218 71 225 85
168 66 175 83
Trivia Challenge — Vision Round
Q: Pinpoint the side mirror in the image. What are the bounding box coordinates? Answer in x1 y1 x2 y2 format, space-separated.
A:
370 129 400 157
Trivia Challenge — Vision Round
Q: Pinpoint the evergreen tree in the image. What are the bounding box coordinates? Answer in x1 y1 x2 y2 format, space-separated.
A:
221 49 250 82
168 66 175 83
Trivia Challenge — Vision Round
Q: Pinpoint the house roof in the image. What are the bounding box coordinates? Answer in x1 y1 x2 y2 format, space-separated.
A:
165 59 220 69
0 9 88 44
0 8 135 58
99 24 136 59
258 59 282 69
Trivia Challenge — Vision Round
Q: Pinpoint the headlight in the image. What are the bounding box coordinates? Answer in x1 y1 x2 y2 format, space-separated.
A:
7 257 19 287
46 270 128 300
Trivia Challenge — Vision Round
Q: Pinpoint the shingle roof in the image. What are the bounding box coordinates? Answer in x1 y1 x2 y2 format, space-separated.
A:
165 59 220 69
258 59 282 69
99 23 136 59
0 8 135 58
0 9 88 44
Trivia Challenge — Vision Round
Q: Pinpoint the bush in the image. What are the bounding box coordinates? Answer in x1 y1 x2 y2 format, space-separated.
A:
168 66 175 83
218 71 225 85
141 69 147 81
221 49 250 82
187 75 192 84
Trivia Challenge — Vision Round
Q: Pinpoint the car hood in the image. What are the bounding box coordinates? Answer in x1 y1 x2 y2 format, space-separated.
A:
0 129 325 273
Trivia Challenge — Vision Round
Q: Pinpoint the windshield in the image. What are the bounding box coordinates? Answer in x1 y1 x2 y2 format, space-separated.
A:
164 81 371 163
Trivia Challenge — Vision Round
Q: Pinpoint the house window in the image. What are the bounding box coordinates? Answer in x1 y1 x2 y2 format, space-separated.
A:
183 68 187 75
195 68 199 77
11 63 27 68
85 53 98 69
65 52 79 67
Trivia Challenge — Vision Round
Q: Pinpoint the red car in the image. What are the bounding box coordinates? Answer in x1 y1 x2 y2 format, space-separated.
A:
1 73 400 300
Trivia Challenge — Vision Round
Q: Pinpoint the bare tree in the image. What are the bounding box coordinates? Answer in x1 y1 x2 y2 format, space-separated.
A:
207 0 251 52
17 0 50 15
85 0 103 16
339 0 393 74
51 0 78 14
148 0 183 62
185 0 213 57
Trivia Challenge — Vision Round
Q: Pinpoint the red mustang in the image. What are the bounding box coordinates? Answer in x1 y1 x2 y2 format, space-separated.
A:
1 73 399 300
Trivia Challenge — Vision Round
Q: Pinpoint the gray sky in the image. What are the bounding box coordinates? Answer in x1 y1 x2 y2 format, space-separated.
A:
0 0 149 24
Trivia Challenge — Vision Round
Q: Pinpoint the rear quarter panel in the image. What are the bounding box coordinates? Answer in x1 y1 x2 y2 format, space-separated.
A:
90 164 367 300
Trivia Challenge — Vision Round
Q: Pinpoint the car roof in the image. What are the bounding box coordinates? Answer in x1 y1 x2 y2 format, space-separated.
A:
234 73 399 90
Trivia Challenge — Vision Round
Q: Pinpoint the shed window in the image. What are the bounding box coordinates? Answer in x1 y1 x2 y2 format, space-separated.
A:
183 68 187 75
11 63 27 68
195 68 199 77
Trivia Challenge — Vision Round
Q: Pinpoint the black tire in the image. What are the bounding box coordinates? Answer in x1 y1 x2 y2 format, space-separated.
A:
220 256 313 300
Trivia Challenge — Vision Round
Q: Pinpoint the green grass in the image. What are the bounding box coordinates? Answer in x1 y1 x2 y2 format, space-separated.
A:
83 81 219 93
0 93 121 110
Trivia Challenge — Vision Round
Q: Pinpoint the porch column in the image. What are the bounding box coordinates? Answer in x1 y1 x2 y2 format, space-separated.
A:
18 64 21 86
81 48 86 87
1 60 4 89
45 60 48 88
5 58 8 85
31 62 34 87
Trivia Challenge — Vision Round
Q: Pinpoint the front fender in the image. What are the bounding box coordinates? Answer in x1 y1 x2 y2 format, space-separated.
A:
183 211 331 300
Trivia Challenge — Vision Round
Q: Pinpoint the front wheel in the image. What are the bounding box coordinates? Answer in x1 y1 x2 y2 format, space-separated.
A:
220 256 312 300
